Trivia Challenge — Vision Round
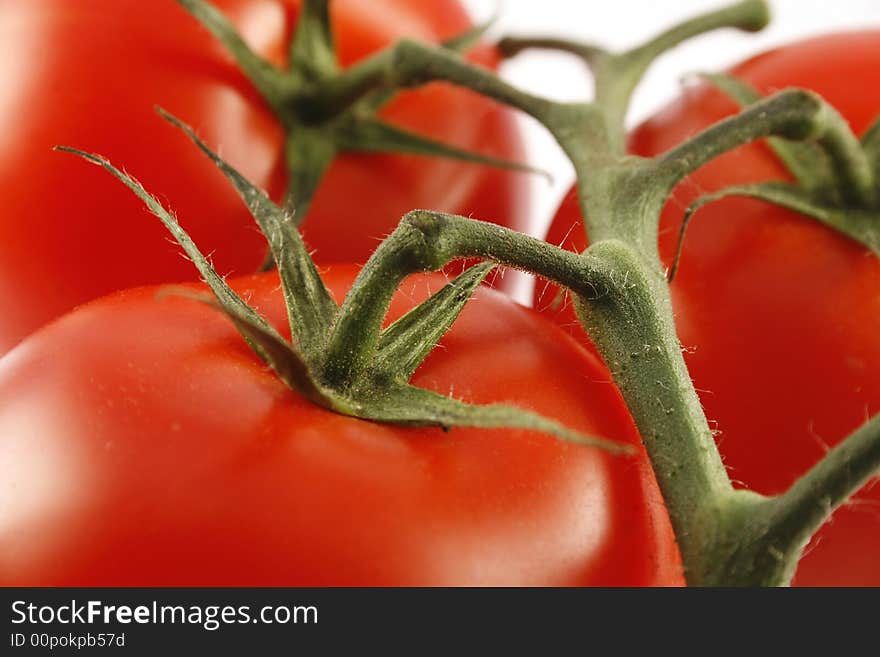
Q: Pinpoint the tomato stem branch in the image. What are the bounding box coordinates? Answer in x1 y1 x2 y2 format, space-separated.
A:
385 40 618 175
765 413 880 567
816 109 877 208
696 73 834 194
661 89 876 207
499 0 770 153
598 0 768 138
498 37 604 65
321 211 610 388
694 414 880 586
573 240 736 580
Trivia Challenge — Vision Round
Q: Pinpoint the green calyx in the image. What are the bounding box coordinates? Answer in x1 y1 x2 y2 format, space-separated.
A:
664 73 880 276
56 110 630 457
177 0 545 223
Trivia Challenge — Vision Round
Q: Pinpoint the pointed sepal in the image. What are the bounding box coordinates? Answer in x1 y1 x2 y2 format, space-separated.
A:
442 13 498 53
337 117 550 181
156 108 339 358
157 287 344 411
55 147 341 410
356 383 633 454
359 13 500 113
669 181 880 280
374 263 495 382
289 0 337 77
176 0 288 112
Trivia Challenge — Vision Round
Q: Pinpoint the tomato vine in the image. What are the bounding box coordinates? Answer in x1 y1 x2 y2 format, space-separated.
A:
26 0 880 586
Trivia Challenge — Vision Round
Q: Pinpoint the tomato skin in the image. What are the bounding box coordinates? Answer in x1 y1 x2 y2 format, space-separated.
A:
538 32 880 586
0 0 528 353
0 267 681 586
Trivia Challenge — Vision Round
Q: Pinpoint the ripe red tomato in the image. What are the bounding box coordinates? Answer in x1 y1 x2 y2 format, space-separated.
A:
538 31 880 586
0 0 528 353
0 267 682 586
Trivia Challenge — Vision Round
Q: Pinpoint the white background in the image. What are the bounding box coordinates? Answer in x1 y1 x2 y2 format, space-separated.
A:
460 0 880 242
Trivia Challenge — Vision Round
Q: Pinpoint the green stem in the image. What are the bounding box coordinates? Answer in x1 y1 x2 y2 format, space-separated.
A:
818 106 878 207
362 11 880 586
763 414 880 568
322 210 748 584
307 47 400 119
661 90 822 175
385 40 616 164
499 0 770 153
593 0 769 149
692 412 880 586
498 36 605 65
617 0 769 77
299 11 499 120
576 240 736 581
362 22 754 585
660 89 876 206
695 72 833 193
319 217 425 389
321 211 610 388
389 40 558 119
861 117 880 188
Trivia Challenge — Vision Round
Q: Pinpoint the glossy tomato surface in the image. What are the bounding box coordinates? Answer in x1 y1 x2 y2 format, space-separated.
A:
538 32 880 585
0 0 528 353
0 267 682 586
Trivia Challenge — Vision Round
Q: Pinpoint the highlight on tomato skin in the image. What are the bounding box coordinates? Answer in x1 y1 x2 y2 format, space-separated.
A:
0 0 529 355
537 30 880 587
0 267 683 586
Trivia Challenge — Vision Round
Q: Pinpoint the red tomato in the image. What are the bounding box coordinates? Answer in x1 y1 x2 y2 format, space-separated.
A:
0 0 528 353
538 32 880 586
0 267 681 586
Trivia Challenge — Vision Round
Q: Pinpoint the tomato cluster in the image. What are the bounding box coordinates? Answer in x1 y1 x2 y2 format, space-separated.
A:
0 2 877 586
